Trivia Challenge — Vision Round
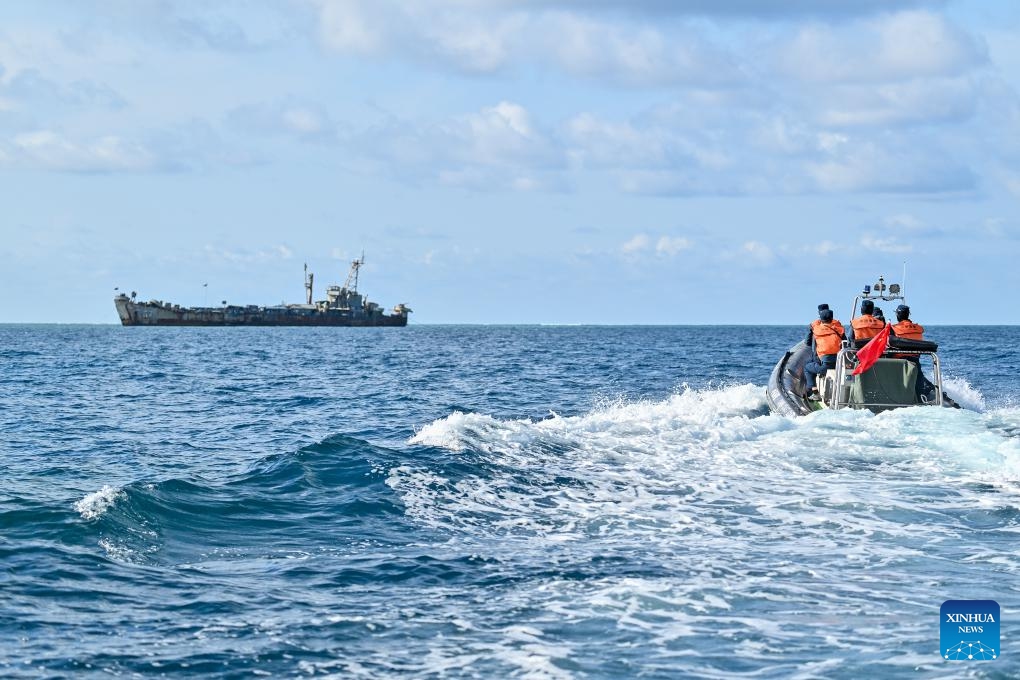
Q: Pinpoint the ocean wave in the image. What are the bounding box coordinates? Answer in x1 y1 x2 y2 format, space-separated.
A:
72 435 411 565
74 485 124 520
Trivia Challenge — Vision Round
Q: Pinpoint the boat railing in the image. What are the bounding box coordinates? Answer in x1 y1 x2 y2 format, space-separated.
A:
828 346 943 410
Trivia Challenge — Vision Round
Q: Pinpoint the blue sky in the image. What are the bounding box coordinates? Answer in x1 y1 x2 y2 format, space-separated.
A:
1 0 1018 323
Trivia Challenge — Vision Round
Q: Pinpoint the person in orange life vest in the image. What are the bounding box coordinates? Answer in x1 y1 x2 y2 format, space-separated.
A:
890 304 937 400
804 304 846 400
891 304 923 340
848 299 886 343
888 304 925 359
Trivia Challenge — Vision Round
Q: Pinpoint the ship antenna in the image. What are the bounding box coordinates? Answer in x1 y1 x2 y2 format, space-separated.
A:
901 260 907 302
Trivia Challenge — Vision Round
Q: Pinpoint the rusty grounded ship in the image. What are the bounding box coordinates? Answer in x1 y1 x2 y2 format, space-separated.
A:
114 257 411 327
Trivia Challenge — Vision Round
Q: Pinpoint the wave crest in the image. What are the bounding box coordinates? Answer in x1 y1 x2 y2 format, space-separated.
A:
75 485 124 521
409 383 770 453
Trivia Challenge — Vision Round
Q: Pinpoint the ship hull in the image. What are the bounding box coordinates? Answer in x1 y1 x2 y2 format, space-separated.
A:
115 298 408 327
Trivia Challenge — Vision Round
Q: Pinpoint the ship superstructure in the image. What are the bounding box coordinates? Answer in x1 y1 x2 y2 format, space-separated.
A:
114 257 411 327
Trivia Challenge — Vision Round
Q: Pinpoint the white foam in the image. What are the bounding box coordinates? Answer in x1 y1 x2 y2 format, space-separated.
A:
395 385 1020 547
943 376 986 412
97 537 137 561
409 383 771 454
75 485 124 520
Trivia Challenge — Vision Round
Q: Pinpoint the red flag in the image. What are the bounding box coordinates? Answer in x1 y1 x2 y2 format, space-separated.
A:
851 323 891 375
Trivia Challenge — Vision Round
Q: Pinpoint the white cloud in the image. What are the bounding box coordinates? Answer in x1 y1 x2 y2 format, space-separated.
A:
742 240 776 264
566 112 731 171
436 167 550 192
813 78 978 128
506 0 930 19
655 236 693 256
351 101 564 191
8 130 156 172
815 132 849 153
0 67 126 116
776 11 986 84
344 88 986 196
317 0 385 54
807 140 975 194
884 214 923 230
314 0 522 72
809 241 838 256
859 234 912 254
616 235 648 253
419 11 523 73
882 213 948 238
544 13 741 87
311 0 741 85
619 233 694 258
227 100 336 142
750 117 815 155
621 233 650 253
566 114 656 166
282 107 325 135
204 244 296 263
459 102 541 159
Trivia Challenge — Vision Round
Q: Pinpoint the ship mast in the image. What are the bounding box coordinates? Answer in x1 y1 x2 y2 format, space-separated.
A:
304 263 314 305
343 253 364 293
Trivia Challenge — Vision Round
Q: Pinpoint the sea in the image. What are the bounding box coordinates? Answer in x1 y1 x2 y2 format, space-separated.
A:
2 324 1018 679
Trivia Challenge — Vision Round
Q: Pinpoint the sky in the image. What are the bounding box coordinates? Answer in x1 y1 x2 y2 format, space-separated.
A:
1 0 1018 324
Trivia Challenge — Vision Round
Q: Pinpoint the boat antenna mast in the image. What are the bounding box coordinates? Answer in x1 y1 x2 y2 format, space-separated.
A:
901 260 907 302
304 263 314 305
853 273 905 318
343 252 364 293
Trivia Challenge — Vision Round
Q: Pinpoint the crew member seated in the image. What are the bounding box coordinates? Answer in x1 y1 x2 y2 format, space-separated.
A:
873 307 885 322
890 304 937 401
891 304 923 340
848 299 885 344
804 304 846 401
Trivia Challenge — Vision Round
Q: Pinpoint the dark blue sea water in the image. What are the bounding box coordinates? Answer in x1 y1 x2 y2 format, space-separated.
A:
2 325 1019 678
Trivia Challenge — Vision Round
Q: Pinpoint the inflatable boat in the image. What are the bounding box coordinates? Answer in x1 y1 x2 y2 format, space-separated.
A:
766 277 960 416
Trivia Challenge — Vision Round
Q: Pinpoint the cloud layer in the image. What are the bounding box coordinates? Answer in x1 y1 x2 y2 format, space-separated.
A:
2 1 1018 323
2 2 1007 200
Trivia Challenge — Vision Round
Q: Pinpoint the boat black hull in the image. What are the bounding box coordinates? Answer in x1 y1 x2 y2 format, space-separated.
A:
766 342 815 416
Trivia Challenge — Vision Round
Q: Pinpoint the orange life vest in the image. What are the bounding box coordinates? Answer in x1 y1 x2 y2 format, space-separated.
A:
891 320 924 341
851 314 885 340
811 319 845 356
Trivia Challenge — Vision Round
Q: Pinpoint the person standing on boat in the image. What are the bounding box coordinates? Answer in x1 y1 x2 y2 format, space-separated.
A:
873 307 885 323
848 299 886 344
804 305 846 400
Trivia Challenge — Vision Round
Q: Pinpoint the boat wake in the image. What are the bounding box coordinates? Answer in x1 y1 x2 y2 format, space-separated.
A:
398 384 1020 540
